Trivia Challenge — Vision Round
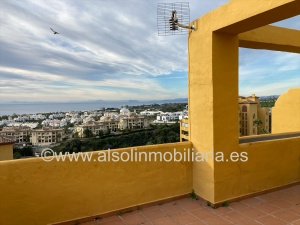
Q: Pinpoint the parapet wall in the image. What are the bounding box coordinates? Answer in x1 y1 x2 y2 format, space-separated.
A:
0 142 193 225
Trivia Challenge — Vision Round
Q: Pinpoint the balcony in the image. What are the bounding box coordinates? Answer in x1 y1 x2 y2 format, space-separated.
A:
55 184 300 224
0 137 299 224
0 0 299 224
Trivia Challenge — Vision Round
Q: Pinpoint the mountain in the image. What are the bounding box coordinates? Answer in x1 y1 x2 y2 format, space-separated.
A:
1 98 188 105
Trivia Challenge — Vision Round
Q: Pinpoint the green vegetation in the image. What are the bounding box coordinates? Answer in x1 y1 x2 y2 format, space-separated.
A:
253 119 263 134
188 189 197 200
53 123 180 153
13 152 22 159
13 146 33 158
128 103 187 114
221 201 229 207
64 122 74 133
260 100 276 107
83 129 94 138
0 115 9 120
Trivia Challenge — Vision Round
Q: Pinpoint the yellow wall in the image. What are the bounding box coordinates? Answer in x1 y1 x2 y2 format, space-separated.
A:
189 0 299 204
272 88 300 133
214 137 300 203
0 142 192 225
0 143 13 161
239 25 300 53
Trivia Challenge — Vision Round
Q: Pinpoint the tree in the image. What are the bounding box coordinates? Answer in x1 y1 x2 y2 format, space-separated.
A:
83 129 93 138
64 122 74 134
56 133 62 142
74 132 79 138
1 115 9 120
122 128 130 134
260 128 268 134
97 130 104 137
105 129 111 136
13 152 22 159
25 134 30 143
65 139 82 153
13 146 33 157
253 119 263 134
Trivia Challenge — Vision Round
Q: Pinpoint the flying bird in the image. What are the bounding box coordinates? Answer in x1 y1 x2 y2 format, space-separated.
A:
50 28 59 34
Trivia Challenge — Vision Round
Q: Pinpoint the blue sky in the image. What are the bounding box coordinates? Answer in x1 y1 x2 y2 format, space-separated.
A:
0 0 299 103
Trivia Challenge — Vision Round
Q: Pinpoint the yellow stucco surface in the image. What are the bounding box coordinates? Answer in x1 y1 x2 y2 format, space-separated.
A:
0 143 13 161
189 0 299 203
239 25 300 53
214 137 300 203
0 142 192 225
272 88 300 133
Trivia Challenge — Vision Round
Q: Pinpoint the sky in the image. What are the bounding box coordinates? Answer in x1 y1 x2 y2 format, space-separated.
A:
0 0 299 103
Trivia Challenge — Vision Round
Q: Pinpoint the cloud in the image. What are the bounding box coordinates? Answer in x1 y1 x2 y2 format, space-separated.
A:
239 49 300 96
0 0 299 103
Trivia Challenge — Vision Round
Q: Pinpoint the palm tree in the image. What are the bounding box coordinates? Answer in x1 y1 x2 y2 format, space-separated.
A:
56 133 62 143
253 119 263 134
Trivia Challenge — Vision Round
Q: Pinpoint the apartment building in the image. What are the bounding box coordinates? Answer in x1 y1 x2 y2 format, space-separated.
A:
101 118 119 131
0 126 64 145
180 94 269 141
31 127 64 146
238 94 269 136
75 109 149 137
118 114 149 130
0 127 31 143
180 117 189 142
75 121 108 138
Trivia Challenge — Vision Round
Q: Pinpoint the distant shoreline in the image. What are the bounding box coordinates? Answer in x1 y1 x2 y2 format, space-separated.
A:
0 100 188 116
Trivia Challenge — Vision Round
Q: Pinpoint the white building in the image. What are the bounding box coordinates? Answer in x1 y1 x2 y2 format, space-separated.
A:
14 116 29 122
120 105 130 116
156 112 184 122
30 114 46 120
140 110 162 116
70 117 83 124
48 113 64 119
103 111 119 117
0 119 15 126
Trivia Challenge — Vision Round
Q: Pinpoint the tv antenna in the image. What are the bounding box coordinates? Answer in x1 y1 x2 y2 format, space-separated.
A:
157 2 194 36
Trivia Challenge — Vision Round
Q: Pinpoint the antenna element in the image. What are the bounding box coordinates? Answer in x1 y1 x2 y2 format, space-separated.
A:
157 2 194 36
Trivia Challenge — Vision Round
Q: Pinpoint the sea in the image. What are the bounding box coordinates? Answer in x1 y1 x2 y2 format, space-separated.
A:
0 101 152 116
2 97 277 117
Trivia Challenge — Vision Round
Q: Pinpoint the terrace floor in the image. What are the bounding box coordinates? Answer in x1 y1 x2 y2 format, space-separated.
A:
79 184 300 225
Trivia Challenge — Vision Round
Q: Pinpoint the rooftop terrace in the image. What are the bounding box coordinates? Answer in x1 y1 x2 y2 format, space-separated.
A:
0 0 299 224
65 184 300 225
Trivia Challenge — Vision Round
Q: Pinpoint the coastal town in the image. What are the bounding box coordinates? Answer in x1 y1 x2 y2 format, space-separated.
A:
0 103 188 149
0 94 276 157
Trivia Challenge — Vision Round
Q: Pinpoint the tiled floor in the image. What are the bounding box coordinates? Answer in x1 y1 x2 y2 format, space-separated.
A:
80 185 300 225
